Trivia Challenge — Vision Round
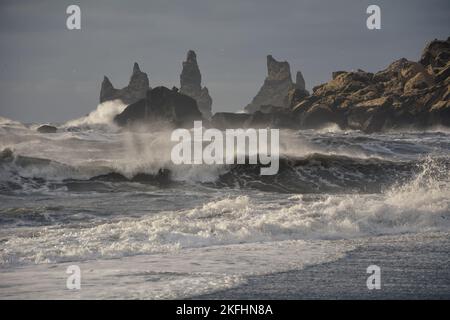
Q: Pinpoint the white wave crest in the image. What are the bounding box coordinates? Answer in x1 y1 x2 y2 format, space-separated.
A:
1 156 448 267
63 100 127 129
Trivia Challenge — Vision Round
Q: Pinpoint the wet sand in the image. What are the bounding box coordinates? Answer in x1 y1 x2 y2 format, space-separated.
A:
194 232 450 299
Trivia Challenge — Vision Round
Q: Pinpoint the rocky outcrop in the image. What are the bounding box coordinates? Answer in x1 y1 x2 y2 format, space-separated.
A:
300 104 343 129
114 86 203 128
103 38 448 133
211 112 251 129
244 110 298 129
210 109 297 130
290 37 450 132
90 169 171 187
245 55 308 113
37 125 57 133
420 37 450 70
100 63 150 105
179 50 213 119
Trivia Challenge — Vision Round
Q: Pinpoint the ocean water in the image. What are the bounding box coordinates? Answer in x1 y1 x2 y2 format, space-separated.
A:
0 112 449 299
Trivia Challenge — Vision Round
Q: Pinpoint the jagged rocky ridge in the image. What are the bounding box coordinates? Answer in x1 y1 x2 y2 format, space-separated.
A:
105 38 449 132
287 37 450 132
100 63 150 105
114 86 203 128
101 51 210 128
215 37 449 132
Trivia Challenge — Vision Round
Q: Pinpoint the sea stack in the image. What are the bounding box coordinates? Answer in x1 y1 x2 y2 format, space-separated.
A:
179 50 213 119
245 55 307 113
114 86 203 128
100 62 150 105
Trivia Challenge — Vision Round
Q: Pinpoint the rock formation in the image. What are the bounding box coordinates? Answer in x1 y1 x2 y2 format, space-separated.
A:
211 112 251 130
114 86 203 128
245 55 308 113
105 37 448 133
100 63 150 105
290 37 450 132
179 50 213 119
37 125 57 133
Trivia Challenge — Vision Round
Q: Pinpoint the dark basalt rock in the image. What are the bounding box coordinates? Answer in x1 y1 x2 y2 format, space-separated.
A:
211 112 251 129
420 37 450 69
100 62 150 105
179 50 213 119
102 37 449 133
244 110 298 129
286 88 310 109
299 104 342 129
288 37 450 132
0 148 14 162
114 86 203 128
90 169 171 187
245 55 308 113
37 125 57 133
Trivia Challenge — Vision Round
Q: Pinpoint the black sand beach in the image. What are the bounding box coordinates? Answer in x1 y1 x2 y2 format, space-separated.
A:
194 232 450 299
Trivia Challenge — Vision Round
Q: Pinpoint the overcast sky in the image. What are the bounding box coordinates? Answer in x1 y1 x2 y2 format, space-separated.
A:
0 0 449 123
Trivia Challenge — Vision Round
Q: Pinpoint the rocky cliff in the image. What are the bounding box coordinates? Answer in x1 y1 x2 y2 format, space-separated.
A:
179 50 213 119
290 37 450 132
105 38 448 133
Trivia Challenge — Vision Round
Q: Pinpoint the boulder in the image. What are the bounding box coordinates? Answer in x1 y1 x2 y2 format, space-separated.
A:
286 88 309 108
428 100 450 127
345 97 392 132
420 37 450 70
259 104 287 114
0 148 14 162
404 72 434 93
114 86 203 128
300 104 342 129
211 112 251 129
332 71 346 80
37 125 57 133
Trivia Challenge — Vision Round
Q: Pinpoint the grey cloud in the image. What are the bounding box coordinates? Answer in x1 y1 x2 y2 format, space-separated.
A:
0 0 449 122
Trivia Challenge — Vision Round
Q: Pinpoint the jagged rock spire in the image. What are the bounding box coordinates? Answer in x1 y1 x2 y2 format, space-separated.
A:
245 55 298 113
100 63 150 104
180 50 202 90
128 62 149 93
133 62 141 74
295 71 306 90
100 76 116 103
267 55 292 81
179 50 212 118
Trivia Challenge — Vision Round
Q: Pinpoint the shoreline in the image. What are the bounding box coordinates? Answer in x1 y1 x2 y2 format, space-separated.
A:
192 232 450 299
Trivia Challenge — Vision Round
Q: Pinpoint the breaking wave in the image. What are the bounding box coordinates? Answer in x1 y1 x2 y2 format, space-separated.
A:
0 154 448 266
2 145 447 195
1 121 449 267
63 100 127 130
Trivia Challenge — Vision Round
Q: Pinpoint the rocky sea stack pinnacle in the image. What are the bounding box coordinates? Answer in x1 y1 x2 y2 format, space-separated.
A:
100 63 150 105
103 37 448 133
245 55 308 113
179 50 213 119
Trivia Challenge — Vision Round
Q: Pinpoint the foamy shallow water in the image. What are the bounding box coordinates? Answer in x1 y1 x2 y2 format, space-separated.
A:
0 239 353 299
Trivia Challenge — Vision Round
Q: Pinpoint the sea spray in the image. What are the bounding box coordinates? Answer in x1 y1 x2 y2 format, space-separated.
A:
63 100 127 129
